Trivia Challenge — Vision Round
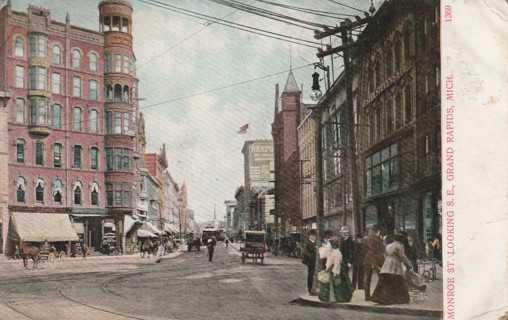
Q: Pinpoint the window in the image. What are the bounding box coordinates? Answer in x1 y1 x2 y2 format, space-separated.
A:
115 183 122 206
29 36 46 58
52 104 61 128
123 112 130 133
35 179 44 203
114 112 121 133
106 182 131 207
123 183 131 206
106 84 113 101
90 53 98 72
16 177 26 202
386 99 393 134
72 77 81 97
29 97 48 126
89 80 98 100
72 50 81 69
91 147 99 170
91 182 99 206
365 143 399 197
15 37 24 57
395 93 402 129
90 109 98 133
104 16 111 32
54 179 63 204
385 45 393 77
74 181 82 205
122 17 129 33
16 140 25 163
52 46 61 65
112 16 121 31
52 73 61 94
123 85 130 102
106 111 112 134
35 141 44 165
73 145 82 168
73 107 81 131
404 85 413 124
114 84 122 102
394 33 402 70
15 66 24 88
53 143 62 167
123 56 129 73
106 147 132 172
375 62 381 88
29 66 48 90
114 54 121 72
15 98 25 124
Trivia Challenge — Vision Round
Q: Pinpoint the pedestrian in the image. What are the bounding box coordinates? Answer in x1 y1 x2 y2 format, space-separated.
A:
404 233 419 273
433 234 442 266
339 227 354 274
352 233 365 290
225 238 229 249
302 229 317 295
318 230 333 270
318 237 353 303
371 231 412 305
81 243 88 259
363 224 385 301
70 243 76 258
207 237 216 262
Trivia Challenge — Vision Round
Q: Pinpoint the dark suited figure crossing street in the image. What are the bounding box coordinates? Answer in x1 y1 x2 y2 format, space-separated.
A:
207 237 217 262
363 225 385 301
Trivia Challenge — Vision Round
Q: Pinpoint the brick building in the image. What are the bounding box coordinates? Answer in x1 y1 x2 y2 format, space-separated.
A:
357 0 441 239
0 0 143 255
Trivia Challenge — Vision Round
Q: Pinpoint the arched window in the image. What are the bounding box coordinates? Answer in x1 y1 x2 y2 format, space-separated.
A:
384 42 393 77
16 177 26 203
74 181 82 205
15 37 24 57
103 16 111 32
114 84 122 102
394 33 402 70
112 16 121 31
90 109 99 133
52 46 61 65
123 85 130 102
73 107 82 131
35 178 45 203
404 21 414 62
72 50 81 69
54 179 63 204
106 84 113 101
91 182 99 206
89 53 98 72
122 17 129 33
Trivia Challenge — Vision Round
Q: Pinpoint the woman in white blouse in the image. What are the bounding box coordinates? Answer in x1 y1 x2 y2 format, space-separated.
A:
318 237 353 302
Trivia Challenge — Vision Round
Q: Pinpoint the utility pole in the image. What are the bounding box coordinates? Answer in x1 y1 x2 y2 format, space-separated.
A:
314 15 372 237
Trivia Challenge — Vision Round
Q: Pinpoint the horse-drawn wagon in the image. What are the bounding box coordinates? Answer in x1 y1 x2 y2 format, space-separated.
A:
240 230 266 264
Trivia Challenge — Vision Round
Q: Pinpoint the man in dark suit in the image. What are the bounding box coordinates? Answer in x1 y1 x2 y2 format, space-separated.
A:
302 230 317 295
340 227 354 273
363 224 385 301
404 233 419 272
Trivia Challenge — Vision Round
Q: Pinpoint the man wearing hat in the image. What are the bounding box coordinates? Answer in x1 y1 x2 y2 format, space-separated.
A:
363 224 385 301
302 229 317 295
340 227 354 274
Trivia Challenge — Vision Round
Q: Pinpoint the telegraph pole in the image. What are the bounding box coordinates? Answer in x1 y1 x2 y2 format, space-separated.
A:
314 15 372 237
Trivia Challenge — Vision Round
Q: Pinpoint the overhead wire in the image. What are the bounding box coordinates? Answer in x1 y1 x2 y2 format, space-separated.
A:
253 0 356 18
327 0 365 13
135 0 321 48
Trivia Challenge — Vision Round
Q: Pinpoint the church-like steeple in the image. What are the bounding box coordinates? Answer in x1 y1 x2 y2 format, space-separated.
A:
283 70 300 93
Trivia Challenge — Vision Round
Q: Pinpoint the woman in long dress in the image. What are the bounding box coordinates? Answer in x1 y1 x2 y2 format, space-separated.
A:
371 231 412 304
318 237 353 303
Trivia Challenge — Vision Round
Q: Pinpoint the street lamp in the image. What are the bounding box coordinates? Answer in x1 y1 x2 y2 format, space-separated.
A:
310 71 322 101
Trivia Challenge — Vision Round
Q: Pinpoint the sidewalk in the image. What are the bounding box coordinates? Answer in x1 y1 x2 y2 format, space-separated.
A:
298 268 443 318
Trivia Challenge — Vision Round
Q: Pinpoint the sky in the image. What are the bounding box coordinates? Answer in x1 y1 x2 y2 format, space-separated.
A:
4 0 382 222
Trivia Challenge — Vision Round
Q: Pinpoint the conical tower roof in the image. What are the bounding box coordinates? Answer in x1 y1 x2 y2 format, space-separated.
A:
283 71 300 93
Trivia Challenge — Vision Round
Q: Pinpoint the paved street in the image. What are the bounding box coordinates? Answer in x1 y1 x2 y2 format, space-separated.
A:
0 243 440 320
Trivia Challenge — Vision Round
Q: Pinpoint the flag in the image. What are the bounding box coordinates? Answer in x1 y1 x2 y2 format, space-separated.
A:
237 123 249 134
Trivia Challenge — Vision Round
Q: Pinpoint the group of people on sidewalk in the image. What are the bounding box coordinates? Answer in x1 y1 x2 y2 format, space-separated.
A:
302 224 438 305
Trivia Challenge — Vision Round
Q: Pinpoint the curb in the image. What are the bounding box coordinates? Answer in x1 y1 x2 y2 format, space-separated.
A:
297 295 442 318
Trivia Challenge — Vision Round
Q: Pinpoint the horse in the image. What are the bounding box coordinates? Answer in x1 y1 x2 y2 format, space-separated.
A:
140 239 153 258
19 241 41 270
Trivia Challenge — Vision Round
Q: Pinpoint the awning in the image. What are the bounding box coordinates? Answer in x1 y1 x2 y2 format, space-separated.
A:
137 229 157 238
163 223 178 234
124 215 143 237
10 212 79 242
142 221 161 235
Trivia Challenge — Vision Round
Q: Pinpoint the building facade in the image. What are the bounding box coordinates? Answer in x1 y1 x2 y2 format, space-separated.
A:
0 0 142 255
357 0 441 239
